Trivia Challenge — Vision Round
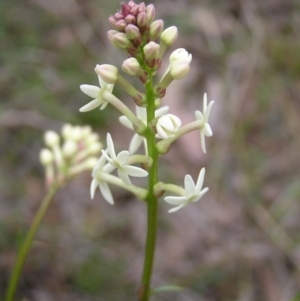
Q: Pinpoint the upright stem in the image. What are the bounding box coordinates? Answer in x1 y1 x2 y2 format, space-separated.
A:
139 74 159 301
5 183 60 301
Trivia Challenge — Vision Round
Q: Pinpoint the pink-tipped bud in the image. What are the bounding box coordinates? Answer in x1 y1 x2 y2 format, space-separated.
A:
108 16 118 29
160 26 178 46
122 58 141 75
137 12 148 31
125 14 136 24
146 4 155 23
138 2 146 13
150 19 164 39
143 42 160 61
95 64 118 84
115 20 127 31
112 32 132 48
125 24 141 40
107 30 118 45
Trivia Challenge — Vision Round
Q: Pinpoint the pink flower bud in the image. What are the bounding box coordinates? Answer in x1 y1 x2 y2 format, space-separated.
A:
143 42 160 68
112 32 131 48
108 16 118 29
125 24 141 40
160 26 178 46
150 19 164 39
146 4 155 22
122 58 141 75
107 30 118 46
95 64 118 84
137 12 148 31
138 2 146 13
115 20 127 31
125 14 136 24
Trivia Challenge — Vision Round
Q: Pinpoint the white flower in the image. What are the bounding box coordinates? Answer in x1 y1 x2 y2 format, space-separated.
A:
169 48 192 80
79 75 114 112
119 105 169 154
101 133 148 185
195 93 214 153
156 114 181 139
164 168 209 213
90 153 115 204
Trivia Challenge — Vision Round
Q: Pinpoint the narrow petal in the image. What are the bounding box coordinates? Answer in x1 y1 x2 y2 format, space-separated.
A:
103 162 115 173
119 116 134 130
184 175 196 198
205 101 214 121
164 196 187 205
107 83 114 93
193 187 209 202
118 169 132 185
168 204 185 213
156 124 168 139
99 101 109 110
155 106 169 117
203 123 213 137
129 134 144 154
203 93 207 111
136 106 147 120
106 133 117 160
92 154 107 177
98 75 106 89
196 168 205 192
101 149 114 165
200 132 206 153
123 165 148 177
90 179 98 199
195 110 204 122
79 98 102 112
100 182 114 204
80 85 100 98
116 150 129 166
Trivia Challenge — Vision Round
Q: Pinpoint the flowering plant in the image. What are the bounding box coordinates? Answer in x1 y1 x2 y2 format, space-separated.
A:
6 2 214 301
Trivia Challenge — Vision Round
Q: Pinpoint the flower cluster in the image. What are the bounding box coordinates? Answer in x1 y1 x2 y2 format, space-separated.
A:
39 124 102 187
79 1 214 213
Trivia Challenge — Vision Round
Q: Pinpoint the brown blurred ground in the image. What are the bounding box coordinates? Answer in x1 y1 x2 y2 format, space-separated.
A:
1 0 300 300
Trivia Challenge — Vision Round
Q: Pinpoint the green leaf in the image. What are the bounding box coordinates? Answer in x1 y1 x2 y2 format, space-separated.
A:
291 293 300 301
150 285 185 295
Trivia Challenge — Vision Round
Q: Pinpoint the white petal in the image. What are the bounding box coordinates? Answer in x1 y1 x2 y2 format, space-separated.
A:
116 151 129 166
100 182 114 204
107 84 114 93
92 154 106 177
98 75 106 89
203 93 207 111
196 168 205 192
168 204 185 213
101 149 114 165
164 196 187 205
119 116 134 130
203 123 213 137
205 101 214 121
184 175 196 198
118 169 131 185
200 132 206 153
129 134 143 154
155 106 169 117
106 133 117 161
103 162 115 173
156 123 168 139
193 187 209 202
195 110 204 121
80 85 100 98
90 178 98 199
136 106 147 120
99 101 108 110
79 99 102 112
123 165 148 177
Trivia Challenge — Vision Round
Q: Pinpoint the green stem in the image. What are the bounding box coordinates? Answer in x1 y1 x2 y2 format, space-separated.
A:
139 74 159 301
5 183 60 301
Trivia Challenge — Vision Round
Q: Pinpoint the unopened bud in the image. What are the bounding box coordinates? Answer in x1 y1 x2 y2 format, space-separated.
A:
150 19 164 39
112 32 132 48
138 2 146 13
156 114 181 139
88 142 102 155
115 20 127 31
137 12 148 31
160 26 178 46
125 14 136 24
125 24 141 40
107 30 118 45
108 16 118 29
143 42 160 68
95 64 118 84
122 57 141 75
146 4 155 22
62 140 77 158
61 124 73 139
169 48 192 80
40 148 54 165
44 131 60 148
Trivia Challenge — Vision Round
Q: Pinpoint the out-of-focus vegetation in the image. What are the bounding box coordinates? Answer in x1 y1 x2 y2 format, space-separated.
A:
1 0 300 300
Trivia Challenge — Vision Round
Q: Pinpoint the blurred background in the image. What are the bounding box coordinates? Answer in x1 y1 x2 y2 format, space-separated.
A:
1 0 300 300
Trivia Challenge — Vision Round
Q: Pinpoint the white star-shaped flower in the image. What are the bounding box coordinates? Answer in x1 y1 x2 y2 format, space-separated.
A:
119 105 169 154
164 168 209 213
195 93 214 153
90 153 115 204
79 75 114 112
101 133 148 185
